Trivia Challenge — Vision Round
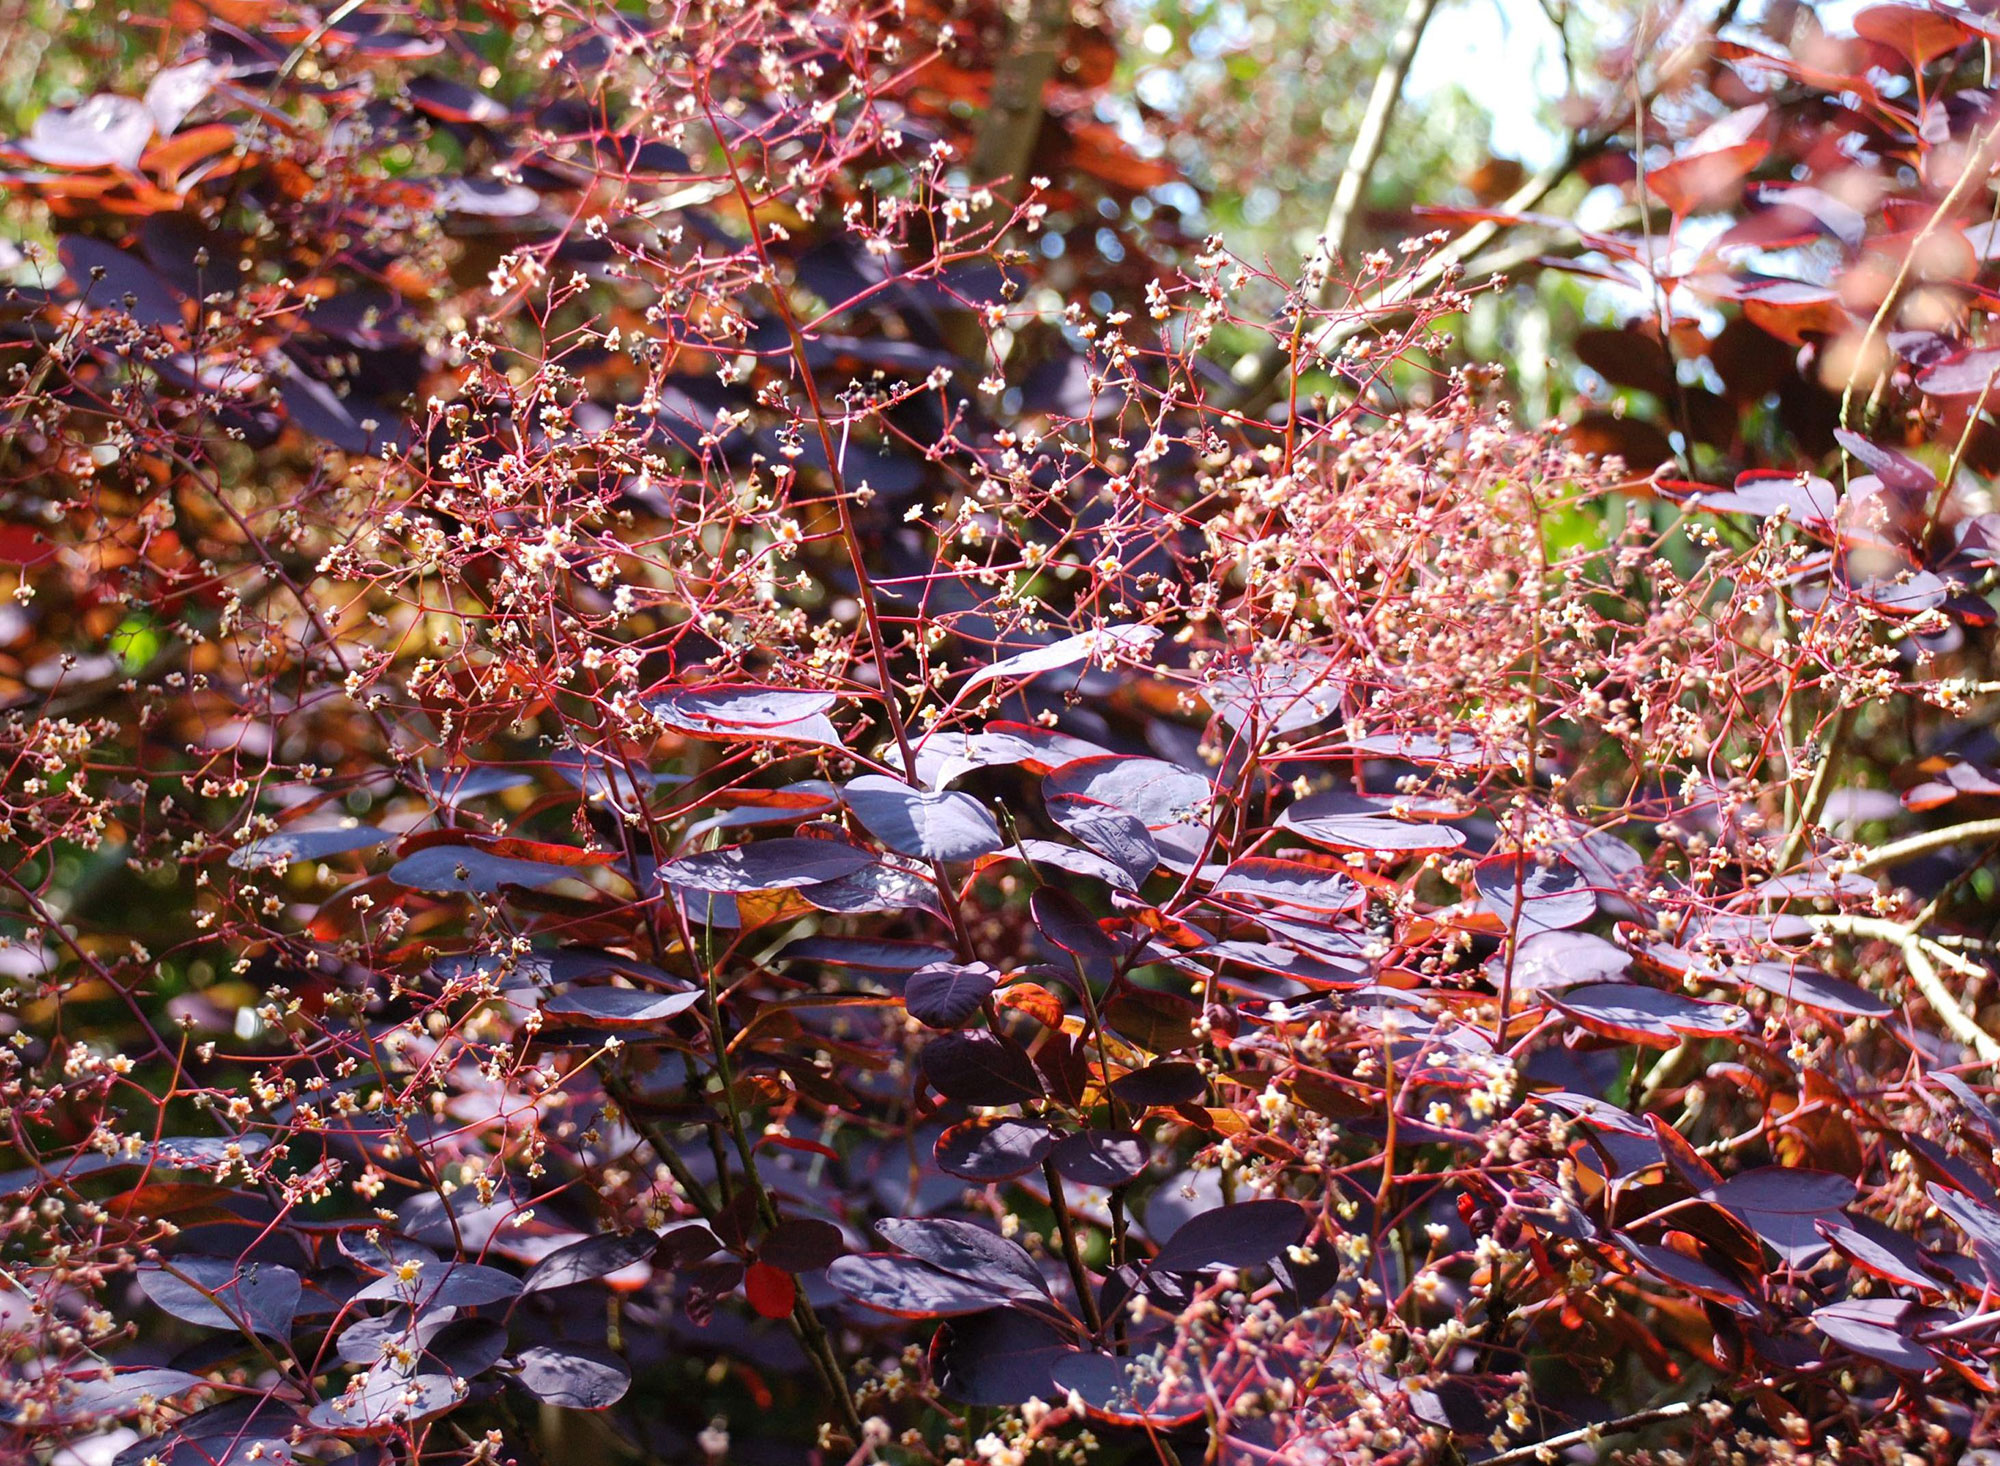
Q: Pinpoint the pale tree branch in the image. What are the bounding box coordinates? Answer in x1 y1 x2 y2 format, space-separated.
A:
970 0 1072 200
1846 818 2000 875
1485 1400 1700 1466
1811 913 2000 1065
1228 0 1745 411
1309 0 1443 291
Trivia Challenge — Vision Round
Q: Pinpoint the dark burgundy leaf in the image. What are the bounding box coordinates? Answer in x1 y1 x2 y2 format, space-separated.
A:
758 1218 845 1274
875 1216 1050 1298
1812 1298 1939 1371
825 1253 1023 1317
919 1031 1045 1105
1209 857 1363 914
1702 1168 1856 1264
1110 1061 1207 1107
1474 852 1596 933
659 837 874 893
388 846 582 893
1050 1351 1207 1427
139 1257 300 1337
277 369 404 456
540 986 702 1027
1030 887 1122 965
931 1309 1078 1406
777 935 957 973
524 1230 658 1292
844 775 1003 861
512 1344 631 1408
936 1118 1057 1181
1050 1129 1148 1187
407 74 509 124
59 236 184 328
1149 1200 1308 1273
230 825 388 870
1548 983 1751 1047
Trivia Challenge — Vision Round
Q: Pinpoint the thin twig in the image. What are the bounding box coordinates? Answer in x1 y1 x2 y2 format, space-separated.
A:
1485 1399 1698 1465
1811 914 2000 1065
1846 818 2000 875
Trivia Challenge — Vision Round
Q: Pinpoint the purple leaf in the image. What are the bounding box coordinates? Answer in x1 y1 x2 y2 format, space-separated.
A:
826 1253 1023 1317
540 987 702 1027
659 837 874 893
1049 1353 1206 1427
648 685 845 750
1702 1167 1856 1265
1740 961 1891 1018
230 825 388 870
843 775 1003 862
904 962 1000 1028
1109 1061 1207 1107
961 624 1159 694
309 1373 460 1434
1812 1298 1939 1371
1050 1129 1149 1187
512 1344 630 1409
1210 857 1364 914
919 1031 1045 1106
139 1257 300 1338
523 1231 658 1292
388 846 582 893
1818 1217 1948 1295
1474 852 1596 933
22 94 153 168
1047 797 1159 884
1919 347 2000 398
357 1259 521 1308
1203 655 1344 737
1487 930 1629 992
758 1218 845 1273
1548 984 1751 1047
1042 756 1213 828
875 1217 1050 1298
1149 1199 1308 1273
935 1118 1058 1180
931 1309 1078 1406
1279 790 1465 854
144 59 219 134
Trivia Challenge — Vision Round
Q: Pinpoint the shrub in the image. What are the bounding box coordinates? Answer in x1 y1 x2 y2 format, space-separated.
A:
5 1 2000 1463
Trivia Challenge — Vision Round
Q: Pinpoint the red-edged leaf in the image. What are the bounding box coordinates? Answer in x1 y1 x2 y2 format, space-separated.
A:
935 1118 1057 1181
1548 984 1752 1047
